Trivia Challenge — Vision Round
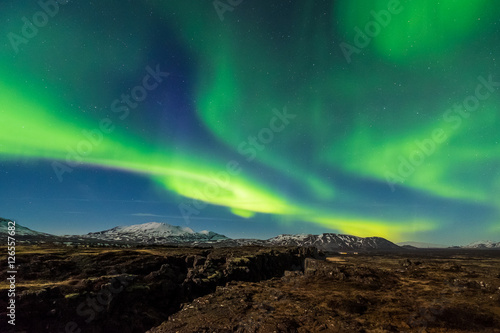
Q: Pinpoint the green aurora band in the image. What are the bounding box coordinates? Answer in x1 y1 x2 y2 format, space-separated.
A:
1 0 499 241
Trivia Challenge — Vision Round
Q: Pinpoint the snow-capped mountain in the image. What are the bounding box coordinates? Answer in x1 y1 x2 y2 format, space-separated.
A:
0 218 53 237
265 233 401 251
0 218 400 250
462 240 500 249
82 222 229 244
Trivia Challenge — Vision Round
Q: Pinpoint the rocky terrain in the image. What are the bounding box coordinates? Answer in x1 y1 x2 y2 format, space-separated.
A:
1 245 500 332
148 250 500 333
2 218 499 332
0 244 319 333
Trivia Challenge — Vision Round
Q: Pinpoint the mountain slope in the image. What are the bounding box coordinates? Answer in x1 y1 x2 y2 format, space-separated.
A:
0 218 53 237
266 233 401 251
463 240 500 249
82 222 229 244
0 218 400 250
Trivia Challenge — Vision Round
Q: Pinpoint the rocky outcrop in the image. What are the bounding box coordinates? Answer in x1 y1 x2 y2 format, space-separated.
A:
303 258 399 290
147 252 500 333
0 246 320 333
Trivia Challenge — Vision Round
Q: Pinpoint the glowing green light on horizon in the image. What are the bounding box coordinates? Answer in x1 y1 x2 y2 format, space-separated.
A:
313 216 437 241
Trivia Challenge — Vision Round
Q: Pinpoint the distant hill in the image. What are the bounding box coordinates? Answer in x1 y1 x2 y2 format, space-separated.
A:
0 217 53 238
397 241 448 249
462 240 500 249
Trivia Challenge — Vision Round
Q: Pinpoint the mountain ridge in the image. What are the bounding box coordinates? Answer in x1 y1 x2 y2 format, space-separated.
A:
5 218 496 251
263 233 401 251
1 218 400 250
81 221 228 244
0 217 53 237
462 240 500 249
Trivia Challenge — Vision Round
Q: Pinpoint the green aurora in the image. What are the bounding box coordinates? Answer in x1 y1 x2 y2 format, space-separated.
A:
0 0 498 243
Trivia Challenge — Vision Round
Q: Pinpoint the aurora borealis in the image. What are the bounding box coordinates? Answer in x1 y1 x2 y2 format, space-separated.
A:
0 0 498 244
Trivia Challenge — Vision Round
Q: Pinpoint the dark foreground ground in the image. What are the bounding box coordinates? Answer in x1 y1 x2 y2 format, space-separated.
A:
1 245 500 333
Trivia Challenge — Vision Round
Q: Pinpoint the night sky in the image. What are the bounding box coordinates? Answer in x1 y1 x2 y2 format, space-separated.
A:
1 0 499 244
